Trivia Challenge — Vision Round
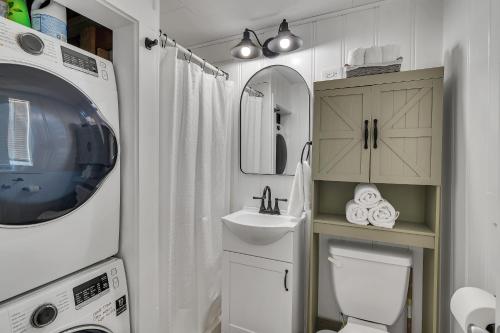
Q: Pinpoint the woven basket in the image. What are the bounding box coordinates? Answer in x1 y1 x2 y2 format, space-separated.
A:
345 57 403 78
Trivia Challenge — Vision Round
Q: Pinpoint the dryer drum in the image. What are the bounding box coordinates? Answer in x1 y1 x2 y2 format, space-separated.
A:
0 64 118 226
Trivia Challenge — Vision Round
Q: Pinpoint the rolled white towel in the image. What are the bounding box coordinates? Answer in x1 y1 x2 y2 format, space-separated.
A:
346 200 369 225
364 46 383 64
382 44 401 62
347 47 366 66
368 200 400 229
354 183 382 208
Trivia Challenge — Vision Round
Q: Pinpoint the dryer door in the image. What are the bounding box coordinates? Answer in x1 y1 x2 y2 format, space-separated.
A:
0 64 118 226
60 327 113 333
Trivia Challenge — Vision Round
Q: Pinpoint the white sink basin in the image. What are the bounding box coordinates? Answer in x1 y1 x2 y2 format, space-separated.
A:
222 209 302 246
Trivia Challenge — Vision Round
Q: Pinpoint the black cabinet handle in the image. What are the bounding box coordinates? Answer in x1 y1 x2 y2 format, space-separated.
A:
364 120 369 149
373 119 378 149
284 269 289 291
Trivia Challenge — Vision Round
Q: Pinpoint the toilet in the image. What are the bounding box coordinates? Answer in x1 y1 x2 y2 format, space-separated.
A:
328 241 412 333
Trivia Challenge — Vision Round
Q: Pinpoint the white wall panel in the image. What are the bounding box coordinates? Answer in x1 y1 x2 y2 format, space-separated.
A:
377 0 412 70
343 8 377 64
442 0 500 332
314 15 344 80
414 0 443 69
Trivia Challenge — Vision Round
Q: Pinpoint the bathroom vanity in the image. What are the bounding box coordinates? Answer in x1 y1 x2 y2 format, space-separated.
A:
308 68 444 333
221 208 306 333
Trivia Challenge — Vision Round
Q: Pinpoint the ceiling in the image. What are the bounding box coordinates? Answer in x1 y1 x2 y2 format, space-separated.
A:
160 0 365 47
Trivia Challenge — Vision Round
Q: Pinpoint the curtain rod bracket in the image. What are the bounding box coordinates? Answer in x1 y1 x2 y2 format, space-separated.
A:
145 37 159 50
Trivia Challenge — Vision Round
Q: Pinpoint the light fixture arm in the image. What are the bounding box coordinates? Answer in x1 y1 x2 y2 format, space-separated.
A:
245 28 264 47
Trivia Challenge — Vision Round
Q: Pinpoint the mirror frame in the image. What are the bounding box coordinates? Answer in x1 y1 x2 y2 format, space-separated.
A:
239 65 311 176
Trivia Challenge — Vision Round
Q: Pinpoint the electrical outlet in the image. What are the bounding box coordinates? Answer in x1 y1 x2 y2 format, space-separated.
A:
322 68 341 80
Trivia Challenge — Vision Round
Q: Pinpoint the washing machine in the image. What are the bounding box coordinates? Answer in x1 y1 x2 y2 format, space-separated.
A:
0 16 120 302
0 258 130 333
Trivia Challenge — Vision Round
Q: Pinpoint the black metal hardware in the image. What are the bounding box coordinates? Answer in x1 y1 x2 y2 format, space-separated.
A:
145 37 158 50
253 186 274 214
273 198 288 215
300 141 312 163
373 119 378 149
252 196 266 213
364 120 369 149
284 270 289 291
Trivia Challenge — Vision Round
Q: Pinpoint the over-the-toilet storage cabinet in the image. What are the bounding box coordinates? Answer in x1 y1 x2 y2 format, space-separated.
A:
308 67 444 333
313 69 443 185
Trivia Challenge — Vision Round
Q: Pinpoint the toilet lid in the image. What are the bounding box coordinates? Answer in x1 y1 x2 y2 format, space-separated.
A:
339 322 387 333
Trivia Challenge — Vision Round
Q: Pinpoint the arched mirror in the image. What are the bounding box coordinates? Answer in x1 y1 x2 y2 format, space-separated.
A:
240 65 310 175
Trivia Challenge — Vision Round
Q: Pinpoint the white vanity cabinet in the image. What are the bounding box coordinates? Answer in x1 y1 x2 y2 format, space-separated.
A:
221 209 305 333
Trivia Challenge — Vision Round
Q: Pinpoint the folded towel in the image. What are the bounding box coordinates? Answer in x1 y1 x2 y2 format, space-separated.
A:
287 161 312 218
365 46 383 64
346 200 369 225
368 200 400 228
354 183 382 208
382 44 401 62
347 47 366 66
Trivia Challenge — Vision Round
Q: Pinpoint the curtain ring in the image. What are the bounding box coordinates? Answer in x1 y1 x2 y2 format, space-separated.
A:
202 59 206 71
187 50 193 63
215 68 220 78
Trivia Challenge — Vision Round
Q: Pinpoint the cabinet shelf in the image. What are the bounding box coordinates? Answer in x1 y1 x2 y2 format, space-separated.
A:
313 213 435 249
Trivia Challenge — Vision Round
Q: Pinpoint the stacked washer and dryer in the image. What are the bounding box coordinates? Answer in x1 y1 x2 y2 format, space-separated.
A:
0 16 129 333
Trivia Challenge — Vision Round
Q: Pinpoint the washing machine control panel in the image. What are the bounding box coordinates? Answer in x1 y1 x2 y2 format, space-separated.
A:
61 45 99 77
73 273 110 310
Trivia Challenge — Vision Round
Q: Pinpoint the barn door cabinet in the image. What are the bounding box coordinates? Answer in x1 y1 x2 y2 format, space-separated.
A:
313 68 443 185
308 68 444 333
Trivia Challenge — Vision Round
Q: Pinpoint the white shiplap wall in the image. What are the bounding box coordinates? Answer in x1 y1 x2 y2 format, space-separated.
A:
191 0 444 330
442 0 500 332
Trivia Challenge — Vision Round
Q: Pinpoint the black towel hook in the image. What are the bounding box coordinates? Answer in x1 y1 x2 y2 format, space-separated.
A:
300 141 312 163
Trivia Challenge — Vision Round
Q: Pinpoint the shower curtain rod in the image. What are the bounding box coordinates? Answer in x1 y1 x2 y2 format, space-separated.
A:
244 86 264 97
159 32 230 80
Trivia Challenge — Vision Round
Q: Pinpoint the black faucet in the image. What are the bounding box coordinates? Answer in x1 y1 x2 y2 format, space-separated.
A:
253 186 287 215
253 186 273 214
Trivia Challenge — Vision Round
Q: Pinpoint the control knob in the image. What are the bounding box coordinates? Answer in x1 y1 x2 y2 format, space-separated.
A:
31 303 57 328
17 33 44 55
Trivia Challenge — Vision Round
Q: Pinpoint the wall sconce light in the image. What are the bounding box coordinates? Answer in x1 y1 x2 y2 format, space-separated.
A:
231 19 302 60
267 19 303 53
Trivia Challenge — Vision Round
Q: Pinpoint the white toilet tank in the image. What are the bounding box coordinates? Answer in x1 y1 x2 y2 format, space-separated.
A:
329 241 412 326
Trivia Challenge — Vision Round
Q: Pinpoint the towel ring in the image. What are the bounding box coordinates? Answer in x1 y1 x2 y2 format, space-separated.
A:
300 141 312 163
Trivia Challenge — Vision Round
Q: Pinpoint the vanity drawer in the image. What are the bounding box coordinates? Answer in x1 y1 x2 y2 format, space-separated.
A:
222 223 295 263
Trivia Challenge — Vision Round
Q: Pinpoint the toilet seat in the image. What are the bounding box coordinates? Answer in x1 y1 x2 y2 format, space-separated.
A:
339 318 388 333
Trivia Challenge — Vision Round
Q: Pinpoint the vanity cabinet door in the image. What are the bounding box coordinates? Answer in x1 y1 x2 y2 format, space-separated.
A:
370 79 443 185
222 251 293 333
313 87 371 182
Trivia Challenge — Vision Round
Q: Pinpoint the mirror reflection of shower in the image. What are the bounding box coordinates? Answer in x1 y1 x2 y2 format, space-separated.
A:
240 65 310 176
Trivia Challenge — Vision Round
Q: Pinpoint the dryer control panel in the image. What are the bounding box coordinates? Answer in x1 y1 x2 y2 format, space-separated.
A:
61 46 99 77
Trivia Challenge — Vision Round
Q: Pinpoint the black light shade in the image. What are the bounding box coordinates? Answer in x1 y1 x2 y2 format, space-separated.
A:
268 19 303 53
231 29 262 59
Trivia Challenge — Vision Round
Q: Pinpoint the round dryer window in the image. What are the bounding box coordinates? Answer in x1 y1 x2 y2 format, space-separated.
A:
61 326 113 333
0 64 118 226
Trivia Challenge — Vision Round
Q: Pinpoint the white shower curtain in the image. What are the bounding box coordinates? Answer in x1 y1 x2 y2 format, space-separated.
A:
159 48 234 333
241 91 263 173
